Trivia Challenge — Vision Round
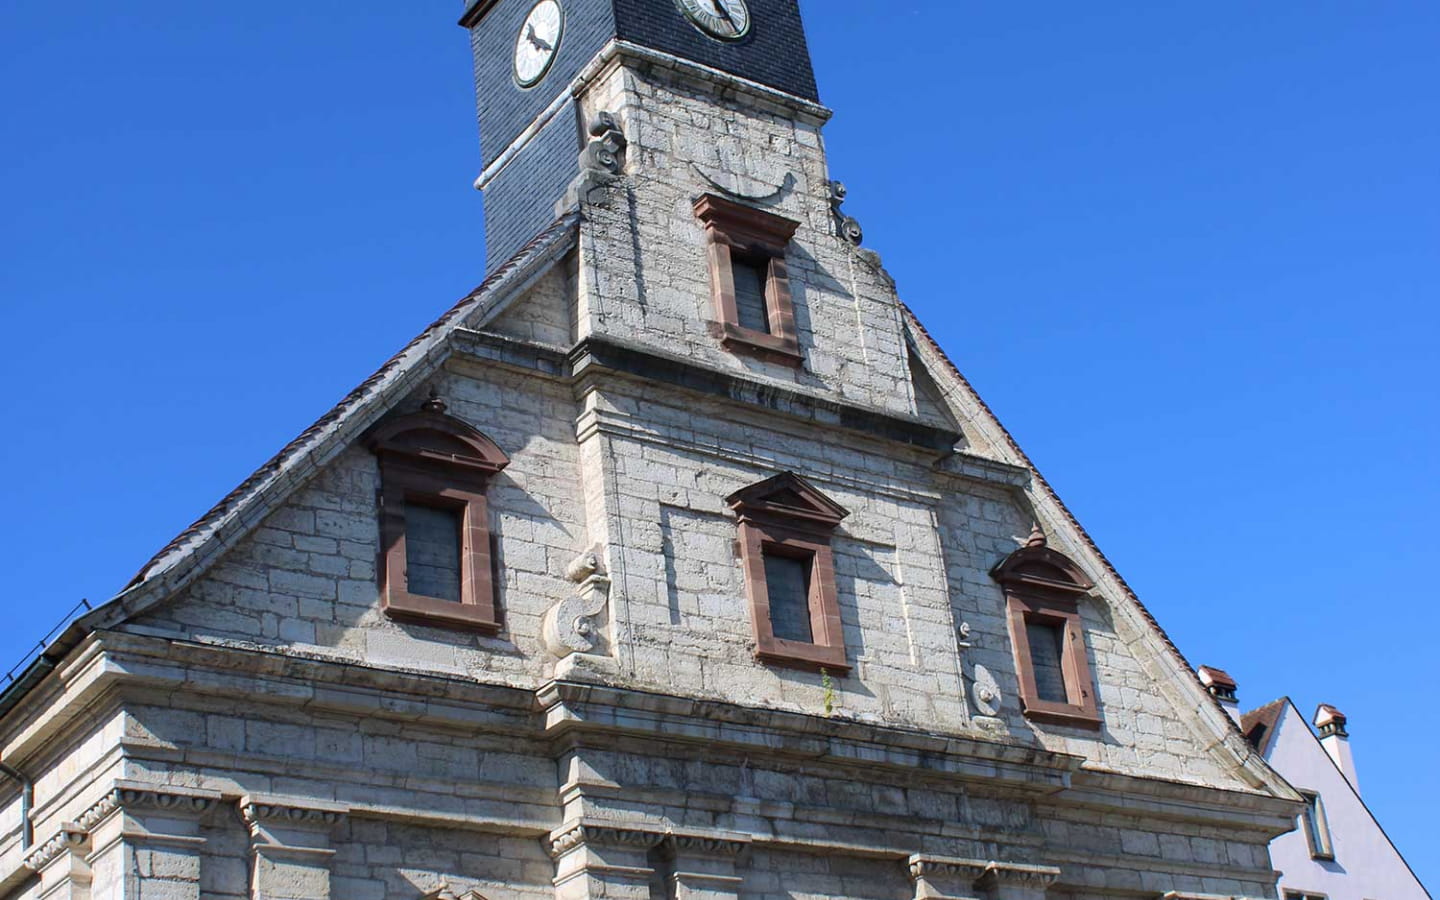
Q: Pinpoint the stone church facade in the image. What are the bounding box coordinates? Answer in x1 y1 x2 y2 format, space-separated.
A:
1 2 1304 899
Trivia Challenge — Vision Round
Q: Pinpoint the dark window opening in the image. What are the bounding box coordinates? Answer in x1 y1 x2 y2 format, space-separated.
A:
1301 792 1335 860
406 503 462 602
764 552 814 643
1026 620 1068 703
732 256 771 334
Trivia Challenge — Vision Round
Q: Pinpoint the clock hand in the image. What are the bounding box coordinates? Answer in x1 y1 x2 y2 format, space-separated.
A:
708 0 737 28
526 23 554 52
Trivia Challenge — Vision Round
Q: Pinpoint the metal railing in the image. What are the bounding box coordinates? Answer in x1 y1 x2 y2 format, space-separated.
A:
2 598 92 687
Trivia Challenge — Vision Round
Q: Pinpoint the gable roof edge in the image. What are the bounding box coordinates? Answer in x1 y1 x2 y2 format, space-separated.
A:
900 304 1297 801
75 212 580 636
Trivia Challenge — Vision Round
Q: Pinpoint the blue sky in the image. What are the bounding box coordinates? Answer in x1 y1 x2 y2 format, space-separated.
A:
3 0 1436 885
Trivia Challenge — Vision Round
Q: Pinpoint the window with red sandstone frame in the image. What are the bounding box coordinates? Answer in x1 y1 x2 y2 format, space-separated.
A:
727 472 850 673
693 193 803 366
365 395 510 633
991 528 1101 729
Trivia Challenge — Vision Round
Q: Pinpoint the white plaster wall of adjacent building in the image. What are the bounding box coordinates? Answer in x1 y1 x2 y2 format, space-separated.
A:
1264 702 1429 900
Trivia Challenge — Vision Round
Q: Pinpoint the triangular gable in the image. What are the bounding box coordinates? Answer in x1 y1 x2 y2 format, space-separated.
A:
1263 700 1433 900
725 471 849 528
71 212 579 636
898 302 1296 800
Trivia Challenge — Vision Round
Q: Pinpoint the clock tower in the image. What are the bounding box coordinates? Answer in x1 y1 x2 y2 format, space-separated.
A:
460 0 820 268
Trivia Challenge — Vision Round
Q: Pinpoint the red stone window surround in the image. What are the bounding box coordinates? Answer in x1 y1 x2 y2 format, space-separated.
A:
365 397 510 633
991 528 1101 729
693 193 803 367
727 472 850 673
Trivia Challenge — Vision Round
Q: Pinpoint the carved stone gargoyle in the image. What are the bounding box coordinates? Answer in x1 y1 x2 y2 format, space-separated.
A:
542 549 612 659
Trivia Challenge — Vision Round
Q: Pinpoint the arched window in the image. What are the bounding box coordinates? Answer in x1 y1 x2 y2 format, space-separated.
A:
366 398 509 632
991 528 1101 728
727 472 850 673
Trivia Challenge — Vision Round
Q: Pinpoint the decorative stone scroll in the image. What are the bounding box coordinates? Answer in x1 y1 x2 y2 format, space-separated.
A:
543 550 613 659
563 112 629 210
828 180 864 245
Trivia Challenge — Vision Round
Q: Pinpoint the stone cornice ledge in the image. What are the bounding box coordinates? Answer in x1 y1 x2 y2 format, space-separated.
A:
238 793 349 830
76 780 224 831
934 451 1032 489
21 823 87 872
537 680 1081 794
546 818 750 859
570 335 962 454
1065 769 1303 829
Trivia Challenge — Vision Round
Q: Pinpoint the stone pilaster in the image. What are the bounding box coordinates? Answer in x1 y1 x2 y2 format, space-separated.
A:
238 795 348 900
669 832 748 900
908 857 1060 900
78 781 222 900
24 824 91 900
976 861 1060 900
545 820 664 900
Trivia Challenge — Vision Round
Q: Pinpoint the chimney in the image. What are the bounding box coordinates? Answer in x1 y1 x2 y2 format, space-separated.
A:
1315 704 1359 793
1197 666 1241 725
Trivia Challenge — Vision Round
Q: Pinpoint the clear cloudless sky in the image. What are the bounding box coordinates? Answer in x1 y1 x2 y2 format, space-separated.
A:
2 0 1436 885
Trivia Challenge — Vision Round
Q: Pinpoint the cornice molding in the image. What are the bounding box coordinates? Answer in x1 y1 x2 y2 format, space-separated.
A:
546 820 750 860
977 860 1061 890
239 795 349 831
76 781 223 831
546 820 665 858
22 823 87 872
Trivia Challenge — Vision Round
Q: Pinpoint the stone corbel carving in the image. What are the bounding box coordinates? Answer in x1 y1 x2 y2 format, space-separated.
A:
421 886 488 900
562 112 628 210
543 550 612 658
828 180 864 245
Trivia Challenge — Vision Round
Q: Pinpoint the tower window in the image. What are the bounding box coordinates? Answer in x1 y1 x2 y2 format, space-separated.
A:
693 193 802 366
366 396 510 633
731 255 773 334
992 529 1102 729
727 472 850 673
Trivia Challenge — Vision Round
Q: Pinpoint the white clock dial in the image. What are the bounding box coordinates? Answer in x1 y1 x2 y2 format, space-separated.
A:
513 0 564 88
676 0 751 41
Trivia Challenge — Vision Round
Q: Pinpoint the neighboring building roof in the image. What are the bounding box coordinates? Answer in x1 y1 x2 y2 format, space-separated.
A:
1242 697 1289 756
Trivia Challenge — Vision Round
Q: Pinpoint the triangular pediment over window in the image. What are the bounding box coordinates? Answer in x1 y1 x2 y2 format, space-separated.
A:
725 471 849 529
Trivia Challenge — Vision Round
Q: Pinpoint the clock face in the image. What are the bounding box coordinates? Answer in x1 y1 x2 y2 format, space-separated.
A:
513 0 564 88
676 0 751 41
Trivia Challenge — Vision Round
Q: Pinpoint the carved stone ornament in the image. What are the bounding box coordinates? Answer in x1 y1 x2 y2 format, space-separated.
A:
546 821 665 858
581 112 628 177
239 798 347 830
422 885 488 900
543 550 612 658
977 861 1061 891
971 663 1003 718
828 180 864 246
22 823 88 872
75 783 221 831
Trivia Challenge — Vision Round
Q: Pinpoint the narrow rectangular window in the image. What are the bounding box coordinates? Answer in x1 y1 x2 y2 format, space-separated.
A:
764 552 814 643
405 502 463 602
731 256 771 334
1301 791 1335 859
1026 620 1068 703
